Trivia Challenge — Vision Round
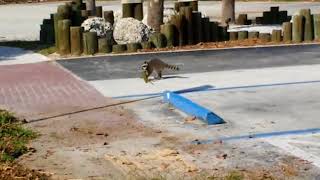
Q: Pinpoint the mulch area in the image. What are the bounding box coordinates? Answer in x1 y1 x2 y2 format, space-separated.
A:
0 163 51 180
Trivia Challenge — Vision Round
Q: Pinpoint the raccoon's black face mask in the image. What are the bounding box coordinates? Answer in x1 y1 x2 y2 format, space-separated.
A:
141 61 149 76
141 62 148 69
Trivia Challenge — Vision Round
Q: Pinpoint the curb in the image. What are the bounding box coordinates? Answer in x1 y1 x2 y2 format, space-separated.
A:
55 42 320 61
163 91 224 125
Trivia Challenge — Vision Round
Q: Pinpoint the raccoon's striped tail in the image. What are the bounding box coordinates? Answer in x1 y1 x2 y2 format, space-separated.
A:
165 64 181 71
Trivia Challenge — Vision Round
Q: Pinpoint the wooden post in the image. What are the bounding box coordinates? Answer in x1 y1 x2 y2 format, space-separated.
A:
174 2 180 12
180 6 193 45
300 9 314 41
237 14 248 25
134 3 143 21
255 17 262 25
86 0 96 16
57 5 71 19
58 20 71 55
83 32 98 55
122 3 134 18
147 0 164 32
219 26 229 41
238 31 248 40
248 31 259 39
229 31 238 41
141 41 153 49
127 43 142 52
81 9 89 18
292 15 304 43
83 32 88 55
282 22 292 42
42 19 55 44
104 11 114 25
149 33 167 48
70 26 83 55
40 25 46 44
171 14 187 46
259 33 271 42
279 11 288 24
314 14 320 40
72 10 83 26
96 6 103 17
161 24 176 47
202 17 210 42
189 1 198 11
270 6 279 24
98 38 112 53
221 0 235 24
263 11 272 24
210 21 219 42
192 12 203 44
271 29 282 42
112 44 127 53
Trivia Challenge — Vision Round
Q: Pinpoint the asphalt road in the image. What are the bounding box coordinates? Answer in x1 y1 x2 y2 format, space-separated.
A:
58 44 320 81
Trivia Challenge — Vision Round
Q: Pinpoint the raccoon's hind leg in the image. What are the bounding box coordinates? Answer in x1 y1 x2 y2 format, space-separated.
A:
155 70 162 80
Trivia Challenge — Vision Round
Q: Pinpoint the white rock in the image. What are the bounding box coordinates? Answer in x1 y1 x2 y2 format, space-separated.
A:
81 17 113 38
113 17 152 44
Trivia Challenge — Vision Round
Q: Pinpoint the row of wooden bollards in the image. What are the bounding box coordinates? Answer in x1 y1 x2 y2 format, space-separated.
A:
122 2 143 21
157 8 320 51
40 0 91 45
53 3 235 56
231 9 320 43
156 6 230 48
59 9 320 56
42 0 119 55
43 4 320 56
57 25 159 56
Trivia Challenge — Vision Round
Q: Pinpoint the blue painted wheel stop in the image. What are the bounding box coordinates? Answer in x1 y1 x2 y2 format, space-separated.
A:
163 91 224 125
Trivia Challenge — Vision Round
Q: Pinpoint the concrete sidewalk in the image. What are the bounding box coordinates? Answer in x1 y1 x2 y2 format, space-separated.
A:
89 64 320 170
0 46 48 65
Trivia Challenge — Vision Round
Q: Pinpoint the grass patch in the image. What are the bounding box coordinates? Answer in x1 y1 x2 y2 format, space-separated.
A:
225 171 244 180
0 41 56 56
0 110 51 179
0 109 37 163
36 46 56 56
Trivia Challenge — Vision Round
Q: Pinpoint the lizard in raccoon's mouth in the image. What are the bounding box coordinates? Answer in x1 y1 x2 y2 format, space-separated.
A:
140 58 180 83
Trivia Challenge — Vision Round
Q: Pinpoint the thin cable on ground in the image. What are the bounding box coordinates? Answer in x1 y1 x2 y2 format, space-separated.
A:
26 95 160 124
25 85 213 123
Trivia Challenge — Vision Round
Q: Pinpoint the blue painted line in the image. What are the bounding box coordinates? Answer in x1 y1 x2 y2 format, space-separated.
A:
163 91 224 125
114 85 215 99
113 80 320 99
192 128 320 144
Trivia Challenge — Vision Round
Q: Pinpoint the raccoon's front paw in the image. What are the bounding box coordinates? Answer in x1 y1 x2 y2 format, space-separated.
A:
141 72 149 83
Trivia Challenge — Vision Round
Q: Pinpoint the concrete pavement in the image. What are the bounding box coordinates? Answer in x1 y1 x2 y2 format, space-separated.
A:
0 46 48 65
57 44 320 171
113 64 320 169
0 43 320 177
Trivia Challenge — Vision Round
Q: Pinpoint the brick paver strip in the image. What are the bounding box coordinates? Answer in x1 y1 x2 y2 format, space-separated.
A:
0 62 107 121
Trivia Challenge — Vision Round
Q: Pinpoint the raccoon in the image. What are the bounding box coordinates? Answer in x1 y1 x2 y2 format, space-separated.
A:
141 58 180 80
